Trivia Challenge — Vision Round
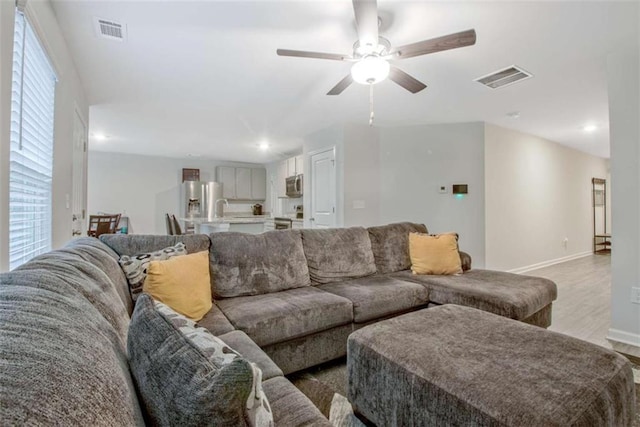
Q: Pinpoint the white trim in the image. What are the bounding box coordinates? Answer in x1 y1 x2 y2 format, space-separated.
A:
507 251 593 274
607 329 640 358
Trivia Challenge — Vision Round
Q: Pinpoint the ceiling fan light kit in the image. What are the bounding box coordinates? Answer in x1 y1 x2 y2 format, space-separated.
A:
351 56 390 85
277 0 477 123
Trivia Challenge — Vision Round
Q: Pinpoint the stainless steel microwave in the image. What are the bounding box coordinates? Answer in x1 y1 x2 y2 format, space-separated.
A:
286 174 303 198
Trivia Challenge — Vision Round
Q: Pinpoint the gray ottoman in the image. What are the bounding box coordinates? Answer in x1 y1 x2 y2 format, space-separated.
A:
348 305 636 426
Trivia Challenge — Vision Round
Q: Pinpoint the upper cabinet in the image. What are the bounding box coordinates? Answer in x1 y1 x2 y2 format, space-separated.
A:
217 166 266 201
277 161 288 198
286 154 304 177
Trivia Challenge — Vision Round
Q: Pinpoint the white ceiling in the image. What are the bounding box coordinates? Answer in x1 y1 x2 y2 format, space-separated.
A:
51 1 638 163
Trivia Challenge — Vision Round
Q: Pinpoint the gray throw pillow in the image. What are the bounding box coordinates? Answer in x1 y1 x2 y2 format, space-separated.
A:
128 294 255 426
118 242 186 301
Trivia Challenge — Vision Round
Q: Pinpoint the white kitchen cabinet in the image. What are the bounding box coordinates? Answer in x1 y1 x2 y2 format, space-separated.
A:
235 167 252 200
217 166 237 199
216 166 267 201
277 161 288 198
251 168 267 200
287 157 296 177
292 220 303 230
295 155 304 175
229 223 264 234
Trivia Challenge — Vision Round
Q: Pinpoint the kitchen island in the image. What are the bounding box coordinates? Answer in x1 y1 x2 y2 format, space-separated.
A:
180 216 268 234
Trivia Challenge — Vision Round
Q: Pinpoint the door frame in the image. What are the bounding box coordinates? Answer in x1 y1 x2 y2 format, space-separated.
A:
307 146 337 229
71 105 88 237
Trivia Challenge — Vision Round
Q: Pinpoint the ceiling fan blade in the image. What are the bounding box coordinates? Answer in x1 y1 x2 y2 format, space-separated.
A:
391 29 476 59
353 0 379 52
389 66 427 93
327 74 354 95
277 49 350 61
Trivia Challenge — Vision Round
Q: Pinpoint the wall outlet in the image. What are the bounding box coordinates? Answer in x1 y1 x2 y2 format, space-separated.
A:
631 287 640 304
438 185 448 194
562 237 569 248
352 200 366 209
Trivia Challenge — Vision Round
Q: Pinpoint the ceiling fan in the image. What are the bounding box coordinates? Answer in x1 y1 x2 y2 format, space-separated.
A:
277 0 476 96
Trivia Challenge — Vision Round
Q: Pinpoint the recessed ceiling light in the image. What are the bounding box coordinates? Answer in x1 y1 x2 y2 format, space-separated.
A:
258 141 270 151
506 111 520 119
583 124 597 133
93 133 108 141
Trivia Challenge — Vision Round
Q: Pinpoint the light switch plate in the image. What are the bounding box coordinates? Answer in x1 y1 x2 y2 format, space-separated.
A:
631 287 640 304
353 200 366 209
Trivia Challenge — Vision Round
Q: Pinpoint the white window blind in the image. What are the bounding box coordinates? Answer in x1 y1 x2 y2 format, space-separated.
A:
9 10 57 270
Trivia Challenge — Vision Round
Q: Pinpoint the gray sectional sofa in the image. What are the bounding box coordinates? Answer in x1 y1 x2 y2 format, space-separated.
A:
0 222 558 425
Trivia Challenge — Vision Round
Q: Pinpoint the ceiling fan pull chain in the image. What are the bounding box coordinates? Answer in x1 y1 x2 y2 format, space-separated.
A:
369 83 374 126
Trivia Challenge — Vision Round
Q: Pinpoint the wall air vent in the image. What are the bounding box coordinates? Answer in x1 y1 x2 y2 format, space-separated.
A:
94 18 126 41
474 65 532 89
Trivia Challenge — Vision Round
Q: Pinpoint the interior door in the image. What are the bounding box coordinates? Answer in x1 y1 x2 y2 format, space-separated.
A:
71 110 87 237
309 148 336 228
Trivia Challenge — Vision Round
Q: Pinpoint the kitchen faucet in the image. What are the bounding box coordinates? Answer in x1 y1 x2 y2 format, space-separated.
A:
214 199 229 218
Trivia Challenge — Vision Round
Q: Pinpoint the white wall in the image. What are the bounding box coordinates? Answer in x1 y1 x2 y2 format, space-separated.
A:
88 151 264 234
343 124 381 227
484 124 609 271
607 43 640 357
0 0 88 271
379 123 486 267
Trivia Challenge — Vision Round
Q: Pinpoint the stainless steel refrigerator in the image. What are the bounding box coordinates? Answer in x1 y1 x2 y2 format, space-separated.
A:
182 181 223 220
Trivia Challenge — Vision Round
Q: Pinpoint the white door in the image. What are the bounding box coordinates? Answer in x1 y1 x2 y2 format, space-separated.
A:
309 148 336 228
71 110 87 237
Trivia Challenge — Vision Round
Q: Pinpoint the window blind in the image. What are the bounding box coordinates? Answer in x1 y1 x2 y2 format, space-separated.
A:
9 10 57 270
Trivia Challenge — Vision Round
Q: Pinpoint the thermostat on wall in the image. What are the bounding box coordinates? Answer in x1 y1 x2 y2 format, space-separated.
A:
452 184 468 195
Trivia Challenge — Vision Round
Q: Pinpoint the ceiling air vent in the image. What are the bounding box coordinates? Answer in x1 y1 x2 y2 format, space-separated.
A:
475 65 532 89
94 17 126 41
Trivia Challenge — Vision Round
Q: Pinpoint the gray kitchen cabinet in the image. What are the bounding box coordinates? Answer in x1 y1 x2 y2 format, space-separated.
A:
235 167 253 200
251 168 267 200
216 166 267 201
218 166 237 199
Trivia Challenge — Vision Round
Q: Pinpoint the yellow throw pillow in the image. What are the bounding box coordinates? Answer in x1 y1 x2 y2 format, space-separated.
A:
409 232 463 275
143 251 212 321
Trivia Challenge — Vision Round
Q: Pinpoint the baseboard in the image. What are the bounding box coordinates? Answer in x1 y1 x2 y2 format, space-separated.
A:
507 251 593 274
607 329 640 358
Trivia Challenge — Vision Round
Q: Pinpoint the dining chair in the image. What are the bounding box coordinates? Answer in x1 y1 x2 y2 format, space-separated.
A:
88 214 121 238
171 215 183 235
165 213 175 235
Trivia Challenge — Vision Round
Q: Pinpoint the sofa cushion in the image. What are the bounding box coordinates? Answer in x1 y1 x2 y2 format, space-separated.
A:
367 222 428 273
100 234 211 257
144 251 212 321
209 230 311 298
263 376 332 426
216 287 353 347
301 227 377 285
392 269 557 320
128 294 257 426
198 303 236 336
218 330 284 381
0 270 144 426
318 276 430 323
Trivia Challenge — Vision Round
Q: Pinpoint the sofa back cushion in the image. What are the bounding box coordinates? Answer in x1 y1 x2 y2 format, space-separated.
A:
367 222 428 273
101 234 211 258
301 227 377 285
0 249 144 425
209 230 311 298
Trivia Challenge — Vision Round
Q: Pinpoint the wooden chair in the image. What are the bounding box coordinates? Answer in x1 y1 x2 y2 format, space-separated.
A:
88 214 121 238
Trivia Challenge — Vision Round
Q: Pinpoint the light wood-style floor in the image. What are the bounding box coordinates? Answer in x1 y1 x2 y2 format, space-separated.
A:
527 254 612 349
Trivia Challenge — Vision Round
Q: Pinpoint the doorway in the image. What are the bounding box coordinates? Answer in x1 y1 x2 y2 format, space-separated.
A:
309 148 336 228
71 109 87 237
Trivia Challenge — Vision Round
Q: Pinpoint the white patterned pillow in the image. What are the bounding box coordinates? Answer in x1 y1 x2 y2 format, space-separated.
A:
155 300 274 427
118 243 187 301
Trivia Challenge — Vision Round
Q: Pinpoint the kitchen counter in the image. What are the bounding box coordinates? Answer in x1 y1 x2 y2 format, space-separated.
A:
181 216 268 225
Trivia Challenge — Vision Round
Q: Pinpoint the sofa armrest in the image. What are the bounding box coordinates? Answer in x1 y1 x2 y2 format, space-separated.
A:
459 251 472 271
